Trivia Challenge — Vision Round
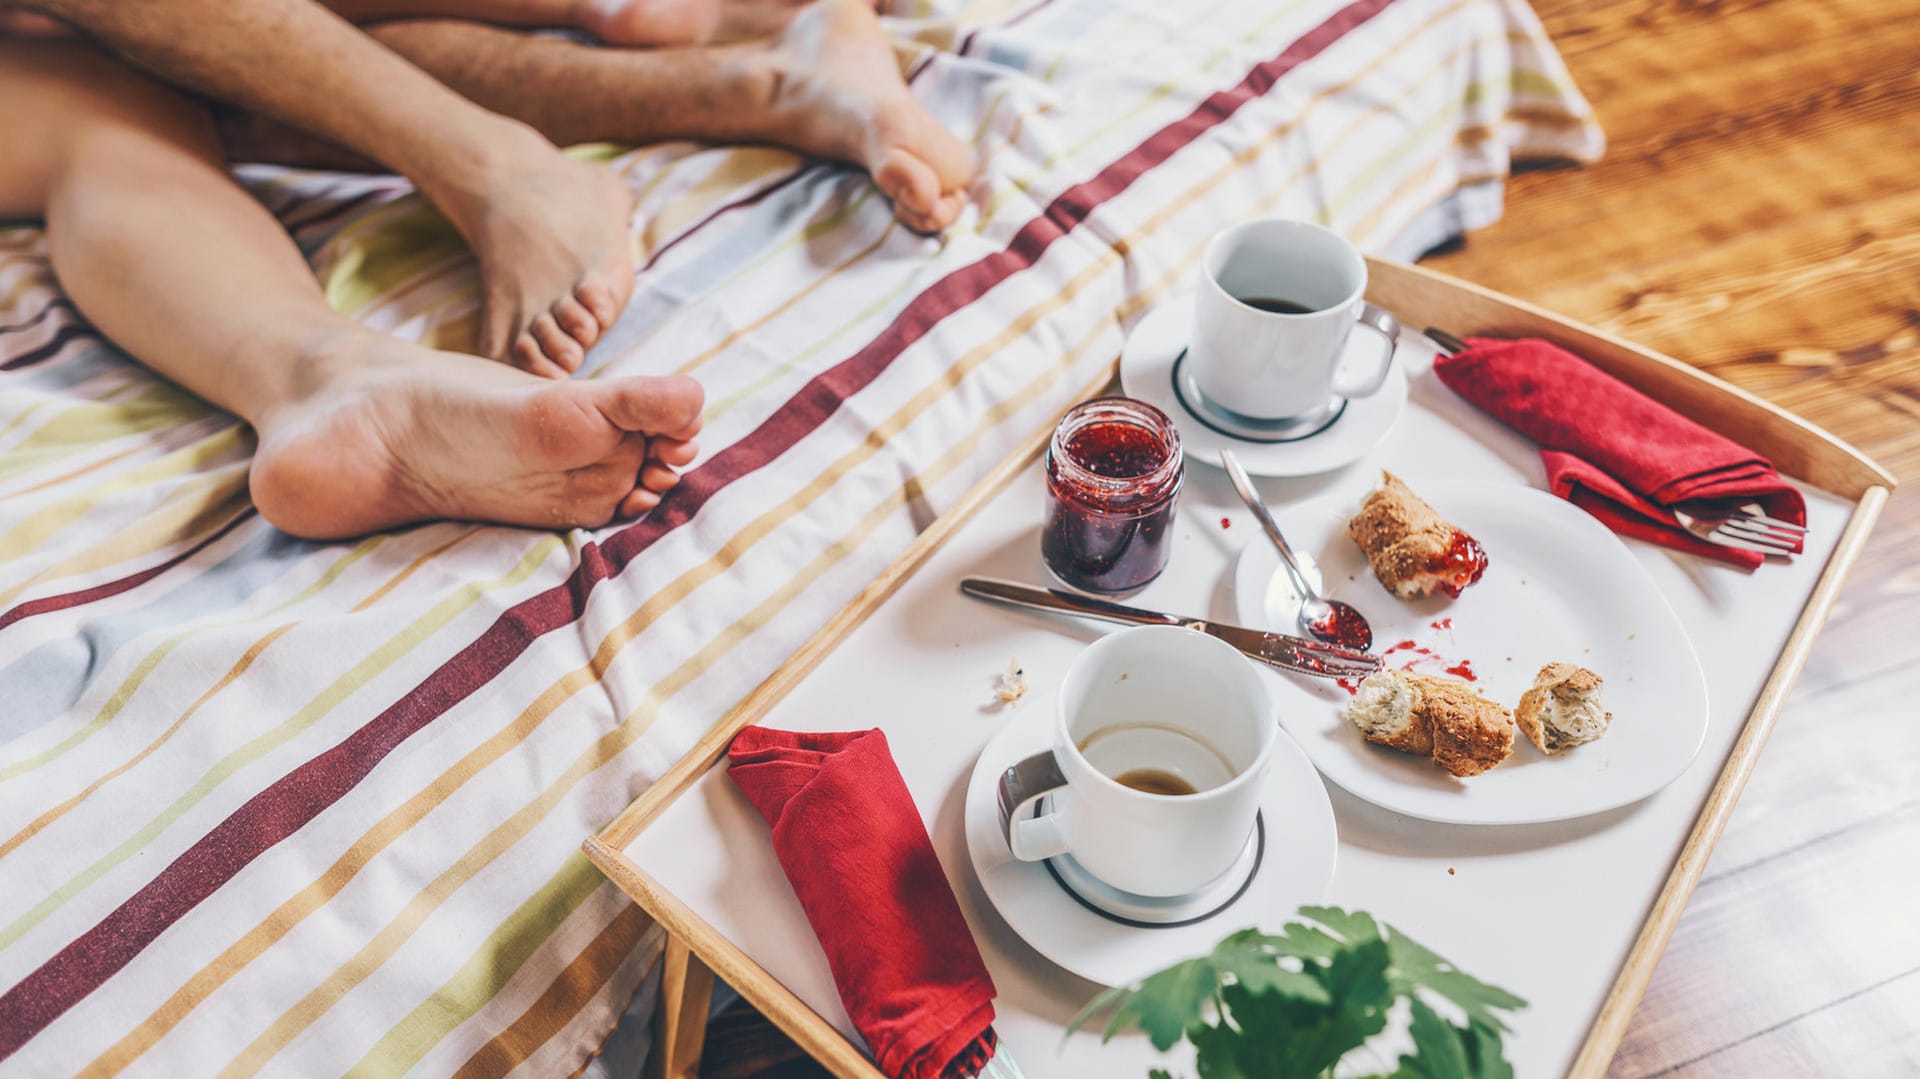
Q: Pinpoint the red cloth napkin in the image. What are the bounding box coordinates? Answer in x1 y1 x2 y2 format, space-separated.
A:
1433 336 1806 569
727 727 996 1079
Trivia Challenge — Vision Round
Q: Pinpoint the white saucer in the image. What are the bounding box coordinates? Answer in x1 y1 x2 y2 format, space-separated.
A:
1119 294 1408 477
964 713 1337 987
1231 481 1709 825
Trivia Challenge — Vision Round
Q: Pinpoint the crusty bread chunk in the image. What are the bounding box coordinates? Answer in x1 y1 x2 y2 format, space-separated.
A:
1422 675 1515 777
1346 669 1514 777
1515 662 1610 754
1347 668 1431 755
1346 472 1487 599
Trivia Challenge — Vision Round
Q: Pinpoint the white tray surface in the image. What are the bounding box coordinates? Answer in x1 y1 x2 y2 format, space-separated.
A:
623 341 1852 1077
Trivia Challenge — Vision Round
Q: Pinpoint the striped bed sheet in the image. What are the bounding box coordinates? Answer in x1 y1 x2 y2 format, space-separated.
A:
0 0 1600 1075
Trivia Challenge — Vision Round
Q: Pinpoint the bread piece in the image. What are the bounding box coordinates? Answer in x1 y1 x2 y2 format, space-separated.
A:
1345 472 1488 599
1514 662 1610 754
1345 670 1513 777
1420 675 1515 777
1346 669 1432 754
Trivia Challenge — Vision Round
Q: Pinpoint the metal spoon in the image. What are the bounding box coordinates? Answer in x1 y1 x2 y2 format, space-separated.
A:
1219 449 1373 651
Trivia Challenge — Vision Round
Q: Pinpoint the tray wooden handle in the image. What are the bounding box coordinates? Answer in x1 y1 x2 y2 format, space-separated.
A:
1363 258 1895 499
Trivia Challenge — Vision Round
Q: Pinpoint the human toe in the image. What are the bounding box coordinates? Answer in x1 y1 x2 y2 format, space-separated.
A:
639 459 681 493
513 335 570 379
530 313 584 373
594 375 705 437
554 296 601 351
575 281 622 333
875 151 943 226
617 486 664 518
649 437 699 468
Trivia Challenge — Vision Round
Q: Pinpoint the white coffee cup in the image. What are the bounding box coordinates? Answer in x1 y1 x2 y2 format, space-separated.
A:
1188 218 1400 421
996 625 1274 898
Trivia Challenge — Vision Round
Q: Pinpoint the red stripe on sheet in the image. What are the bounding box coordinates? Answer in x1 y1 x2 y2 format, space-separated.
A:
0 321 98 371
0 0 1396 1058
284 184 407 237
0 298 72 337
0 512 257 635
639 166 816 274
637 54 934 276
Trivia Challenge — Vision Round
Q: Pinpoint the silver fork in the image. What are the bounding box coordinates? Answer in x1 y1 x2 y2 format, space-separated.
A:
1673 502 1808 556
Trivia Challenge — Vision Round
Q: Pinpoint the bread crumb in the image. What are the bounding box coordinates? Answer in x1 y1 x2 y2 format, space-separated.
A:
993 658 1028 703
1447 866 1456 876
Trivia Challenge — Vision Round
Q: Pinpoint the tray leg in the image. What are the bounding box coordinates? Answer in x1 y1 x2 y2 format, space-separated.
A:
648 934 717 1079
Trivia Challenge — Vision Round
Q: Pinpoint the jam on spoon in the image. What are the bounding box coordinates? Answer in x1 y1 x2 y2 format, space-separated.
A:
1220 449 1373 651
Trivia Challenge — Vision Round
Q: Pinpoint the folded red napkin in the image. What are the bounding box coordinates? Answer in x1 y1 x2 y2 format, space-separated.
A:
1433 336 1806 569
728 727 996 1079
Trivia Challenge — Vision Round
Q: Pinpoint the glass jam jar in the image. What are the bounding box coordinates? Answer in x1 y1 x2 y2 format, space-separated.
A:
1041 397 1184 595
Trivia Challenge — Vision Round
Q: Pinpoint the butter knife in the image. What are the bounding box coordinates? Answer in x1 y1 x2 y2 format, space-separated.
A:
959 577 1381 680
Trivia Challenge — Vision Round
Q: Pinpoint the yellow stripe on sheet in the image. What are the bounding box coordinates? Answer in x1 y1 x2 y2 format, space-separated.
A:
450 898 658 1079
0 537 390 784
0 470 250 613
635 147 803 267
0 384 209 483
0 530 471 863
0 426 248 566
0 537 562 956
344 854 612 1078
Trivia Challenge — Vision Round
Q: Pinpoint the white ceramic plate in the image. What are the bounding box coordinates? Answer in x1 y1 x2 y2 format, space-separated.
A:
963 712 1337 987
1118 295 1409 477
1233 481 1709 824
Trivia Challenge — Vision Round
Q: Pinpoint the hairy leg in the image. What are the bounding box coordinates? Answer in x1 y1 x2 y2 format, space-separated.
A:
322 0 720 46
360 0 974 231
0 41 703 539
319 0 842 45
18 0 636 373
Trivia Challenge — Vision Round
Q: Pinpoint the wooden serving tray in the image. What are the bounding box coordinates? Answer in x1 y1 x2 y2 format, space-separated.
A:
585 258 1892 1079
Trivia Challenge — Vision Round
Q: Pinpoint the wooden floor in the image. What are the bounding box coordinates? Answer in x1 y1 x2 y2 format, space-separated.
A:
697 0 1920 1074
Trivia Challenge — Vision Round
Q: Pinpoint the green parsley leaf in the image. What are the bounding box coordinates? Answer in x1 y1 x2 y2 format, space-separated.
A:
1385 926 1528 1033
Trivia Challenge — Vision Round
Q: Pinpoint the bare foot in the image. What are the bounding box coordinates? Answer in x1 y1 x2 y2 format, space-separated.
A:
577 0 884 45
758 0 974 232
576 0 723 46
250 332 703 539
432 124 638 378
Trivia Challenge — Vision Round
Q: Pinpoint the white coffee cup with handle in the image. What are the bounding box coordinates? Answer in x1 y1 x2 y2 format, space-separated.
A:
995 625 1274 898
1188 218 1400 423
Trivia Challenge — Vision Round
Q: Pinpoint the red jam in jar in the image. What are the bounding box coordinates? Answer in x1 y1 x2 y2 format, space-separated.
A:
1041 397 1183 595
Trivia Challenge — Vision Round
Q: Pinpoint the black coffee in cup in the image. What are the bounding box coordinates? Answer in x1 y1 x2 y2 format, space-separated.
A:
1238 296 1319 315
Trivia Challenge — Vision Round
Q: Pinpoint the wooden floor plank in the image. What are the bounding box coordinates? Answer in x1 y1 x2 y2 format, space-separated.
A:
1604 808 1920 1076
1642 969 1920 1079
1697 663 1920 879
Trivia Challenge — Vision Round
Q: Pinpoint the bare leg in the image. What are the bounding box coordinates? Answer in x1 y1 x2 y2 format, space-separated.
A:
321 0 839 45
0 41 703 539
361 0 974 231
323 0 720 46
19 0 637 374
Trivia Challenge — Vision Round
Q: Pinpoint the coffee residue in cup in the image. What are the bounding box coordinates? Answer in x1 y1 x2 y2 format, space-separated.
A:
1112 768 1198 797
